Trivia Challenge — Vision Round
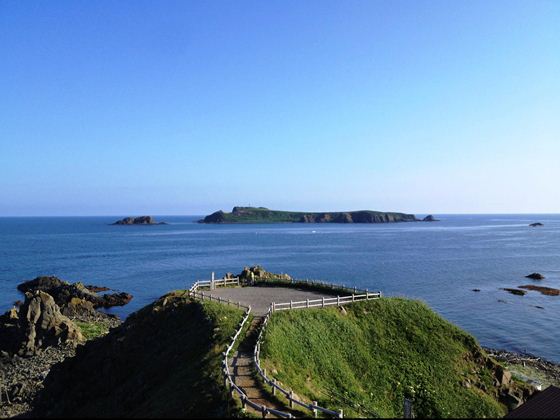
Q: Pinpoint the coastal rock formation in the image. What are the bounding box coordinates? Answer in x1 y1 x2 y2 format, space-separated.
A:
422 215 440 222
237 265 292 284
17 276 133 309
525 272 545 280
529 223 543 227
519 285 560 296
112 216 166 225
199 206 421 224
0 291 83 357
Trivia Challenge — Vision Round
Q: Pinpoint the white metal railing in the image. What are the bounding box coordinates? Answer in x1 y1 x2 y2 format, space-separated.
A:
272 291 381 311
189 276 240 293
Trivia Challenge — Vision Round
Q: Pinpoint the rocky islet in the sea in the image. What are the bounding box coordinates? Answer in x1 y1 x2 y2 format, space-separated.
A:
529 222 544 227
112 216 167 225
199 206 432 224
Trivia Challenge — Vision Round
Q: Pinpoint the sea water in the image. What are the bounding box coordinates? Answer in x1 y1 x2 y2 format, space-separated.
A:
0 214 558 361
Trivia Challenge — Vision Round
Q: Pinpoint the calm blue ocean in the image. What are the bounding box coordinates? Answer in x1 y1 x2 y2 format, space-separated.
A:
1 215 559 362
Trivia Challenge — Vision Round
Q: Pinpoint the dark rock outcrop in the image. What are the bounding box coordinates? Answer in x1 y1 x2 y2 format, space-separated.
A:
525 272 545 280
501 288 527 296
422 215 440 222
529 222 543 227
237 265 292 284
519 285 560 296
112 216 166 225
17 276 133 309
0 291 83 357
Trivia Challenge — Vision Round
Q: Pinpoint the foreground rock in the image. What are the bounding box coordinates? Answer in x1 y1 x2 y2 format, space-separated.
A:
0 343 76 418
18 276 133 310
525 272 545 280
112 216 166 225
0 291 83 357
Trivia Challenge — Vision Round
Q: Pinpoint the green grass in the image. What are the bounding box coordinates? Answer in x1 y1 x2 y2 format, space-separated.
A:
260 298 507 418
36 291 246 418
75 320 110 340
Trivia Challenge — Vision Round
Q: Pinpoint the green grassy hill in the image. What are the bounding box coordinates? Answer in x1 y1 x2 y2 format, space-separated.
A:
33 292 245 418
260 298 524 418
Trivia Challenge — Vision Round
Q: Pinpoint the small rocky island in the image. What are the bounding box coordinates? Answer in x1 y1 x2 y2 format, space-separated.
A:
112 216 166 225
529 222 544 227
199 206 435 224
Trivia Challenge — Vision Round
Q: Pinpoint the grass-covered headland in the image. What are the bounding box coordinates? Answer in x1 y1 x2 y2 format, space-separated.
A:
260 298 530 418
32 292 245 418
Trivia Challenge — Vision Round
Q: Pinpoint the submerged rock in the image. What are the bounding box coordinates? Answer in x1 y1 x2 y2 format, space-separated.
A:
519 285 560 296
501 288 527 296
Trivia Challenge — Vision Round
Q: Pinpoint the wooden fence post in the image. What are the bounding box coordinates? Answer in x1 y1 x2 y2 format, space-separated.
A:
352 294 355 302
290 300 293 310
289 391 294 408
338 409 344 418
322 297 325 308
337 296 340 306
272 379 277 396
306 298 310 308
404 398 413 418
313 401 318 418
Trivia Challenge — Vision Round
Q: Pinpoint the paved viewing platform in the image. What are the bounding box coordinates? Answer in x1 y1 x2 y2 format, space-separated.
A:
205 286 335 315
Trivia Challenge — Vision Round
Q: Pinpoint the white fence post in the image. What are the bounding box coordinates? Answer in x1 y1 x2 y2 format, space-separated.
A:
313 401 318 418
322 297 325 308
306 298 310 308
337 296 340 306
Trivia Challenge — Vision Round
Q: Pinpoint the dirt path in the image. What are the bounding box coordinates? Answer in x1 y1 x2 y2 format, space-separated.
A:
216 286 337 417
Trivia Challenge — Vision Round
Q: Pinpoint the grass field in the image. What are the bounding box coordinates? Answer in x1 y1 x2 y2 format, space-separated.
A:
260 298 507 418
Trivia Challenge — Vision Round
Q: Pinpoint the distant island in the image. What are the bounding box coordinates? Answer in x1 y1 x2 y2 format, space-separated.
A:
112 216 166 225
199 206 436 224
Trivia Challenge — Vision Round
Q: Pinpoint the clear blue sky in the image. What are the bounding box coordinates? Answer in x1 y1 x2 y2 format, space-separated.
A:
1 0 559 216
